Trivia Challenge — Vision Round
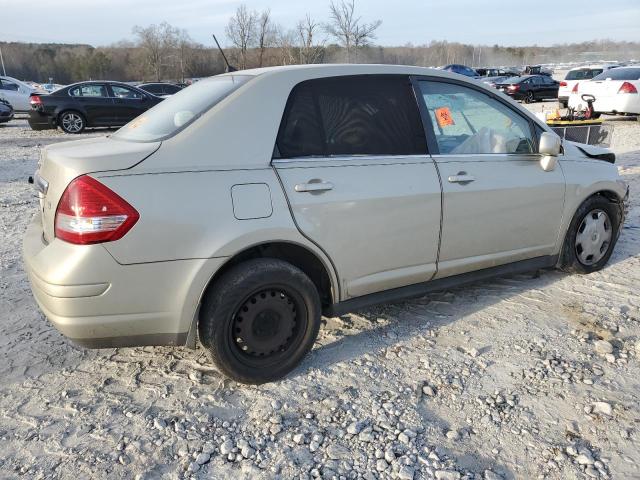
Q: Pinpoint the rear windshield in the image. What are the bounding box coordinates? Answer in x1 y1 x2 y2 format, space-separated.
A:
113 75 252 142
565 69 603 80
592 68 640 81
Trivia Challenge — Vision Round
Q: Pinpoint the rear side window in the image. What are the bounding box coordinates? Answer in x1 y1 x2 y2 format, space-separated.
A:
113 75 251 142
276 76 426 158
70 84 107 97
592 68 640 81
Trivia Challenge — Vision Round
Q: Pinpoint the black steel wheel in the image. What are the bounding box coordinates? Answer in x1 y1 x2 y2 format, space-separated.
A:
199 258 321 384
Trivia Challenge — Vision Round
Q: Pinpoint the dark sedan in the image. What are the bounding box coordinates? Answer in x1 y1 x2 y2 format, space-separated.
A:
137 82 184 97
0 98 14 123
441 64 479 78
28 81 163 133
495 75 559 103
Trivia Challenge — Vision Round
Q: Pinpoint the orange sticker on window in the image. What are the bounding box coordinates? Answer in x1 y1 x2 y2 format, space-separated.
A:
435 107 455 127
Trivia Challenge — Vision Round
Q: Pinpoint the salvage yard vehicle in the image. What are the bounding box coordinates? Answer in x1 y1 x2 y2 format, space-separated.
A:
23 65 628 384
0 75 41 111
496 74 560 103
137 82 184 97
441 64 479 77
0 98 14 123
558 65 619 108
28 81 163 133
568 66 640 117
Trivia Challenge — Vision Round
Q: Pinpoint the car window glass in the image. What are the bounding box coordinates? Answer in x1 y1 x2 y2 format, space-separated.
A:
277 75 426 158
164 85 181 94
0 80 19 91
532 77 543 85
592 68 640 81
418 80 534 155
112 85 144 99
143 85 162 94
75 84 107 97
113 74 251 142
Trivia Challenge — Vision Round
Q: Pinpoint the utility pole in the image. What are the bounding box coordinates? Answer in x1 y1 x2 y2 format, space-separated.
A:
0 44 6 76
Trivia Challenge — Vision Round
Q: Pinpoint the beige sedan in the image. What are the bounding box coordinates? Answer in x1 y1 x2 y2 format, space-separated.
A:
23 64 628 383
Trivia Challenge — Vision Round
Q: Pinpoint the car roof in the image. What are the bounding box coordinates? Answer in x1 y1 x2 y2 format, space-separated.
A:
219 63 460 80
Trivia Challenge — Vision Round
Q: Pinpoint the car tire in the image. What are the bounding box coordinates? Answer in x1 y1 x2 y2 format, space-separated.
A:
524 91 535 104
59 110 86 134
199 258 321 384
559 195 621 274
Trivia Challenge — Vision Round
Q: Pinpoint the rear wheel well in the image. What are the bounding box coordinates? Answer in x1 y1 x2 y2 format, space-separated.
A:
203 242 334 309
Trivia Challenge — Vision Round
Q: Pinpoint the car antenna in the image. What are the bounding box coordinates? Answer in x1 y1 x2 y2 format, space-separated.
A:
212 34 237 73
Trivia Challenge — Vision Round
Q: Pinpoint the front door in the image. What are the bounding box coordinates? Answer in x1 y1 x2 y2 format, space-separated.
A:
415 78 565 278
273 75 442 299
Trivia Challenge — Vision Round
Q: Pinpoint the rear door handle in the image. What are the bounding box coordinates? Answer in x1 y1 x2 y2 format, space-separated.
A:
448 172 475 185
294 181 334 193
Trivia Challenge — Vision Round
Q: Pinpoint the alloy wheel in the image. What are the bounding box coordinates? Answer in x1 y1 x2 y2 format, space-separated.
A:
61 113 84 133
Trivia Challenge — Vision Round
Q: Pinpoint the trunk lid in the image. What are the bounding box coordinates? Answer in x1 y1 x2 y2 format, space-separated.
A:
36 136 160 243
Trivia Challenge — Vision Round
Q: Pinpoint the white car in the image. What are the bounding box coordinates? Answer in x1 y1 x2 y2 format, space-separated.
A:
568 66 640 116
0 76 39 111
558 65 619 108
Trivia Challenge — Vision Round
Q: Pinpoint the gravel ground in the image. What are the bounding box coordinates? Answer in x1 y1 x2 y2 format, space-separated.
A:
1 109 639 480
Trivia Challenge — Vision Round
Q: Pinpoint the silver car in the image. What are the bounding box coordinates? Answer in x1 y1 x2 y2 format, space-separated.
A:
23 65 628 384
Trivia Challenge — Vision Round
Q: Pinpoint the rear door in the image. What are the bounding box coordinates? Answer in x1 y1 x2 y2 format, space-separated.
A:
109 84 149 123
273 75 442 299
69 84 115 125
415 78 565 278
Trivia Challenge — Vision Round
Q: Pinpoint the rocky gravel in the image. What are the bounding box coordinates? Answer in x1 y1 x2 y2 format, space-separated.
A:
1 110 639 479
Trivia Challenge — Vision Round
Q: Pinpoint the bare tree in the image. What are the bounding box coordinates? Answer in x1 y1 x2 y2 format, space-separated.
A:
297 14 324 64
176 29 194 82
273 26 298 66
325 0 380 63
257 9 275 67
132 22 177 81
225 4 258 69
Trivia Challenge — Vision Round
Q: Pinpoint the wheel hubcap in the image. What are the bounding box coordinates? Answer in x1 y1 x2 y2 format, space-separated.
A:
575 209 612 265
232 289 297 357
62 113 82 132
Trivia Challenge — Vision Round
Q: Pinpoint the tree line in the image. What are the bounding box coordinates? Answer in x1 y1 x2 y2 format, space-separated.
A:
1 0 638 84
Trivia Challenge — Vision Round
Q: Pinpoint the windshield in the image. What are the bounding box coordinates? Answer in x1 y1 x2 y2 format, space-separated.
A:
113 75 252 142
566 69 602 80
592 68 640 81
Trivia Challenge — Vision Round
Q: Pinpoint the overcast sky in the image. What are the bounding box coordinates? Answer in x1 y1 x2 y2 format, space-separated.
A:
1 0 639 47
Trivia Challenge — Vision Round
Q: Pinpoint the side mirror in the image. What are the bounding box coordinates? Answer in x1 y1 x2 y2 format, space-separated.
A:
539 131 561 171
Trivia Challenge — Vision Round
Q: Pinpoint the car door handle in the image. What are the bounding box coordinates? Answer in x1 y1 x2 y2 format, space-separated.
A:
448 172 475 185
294 181 334 193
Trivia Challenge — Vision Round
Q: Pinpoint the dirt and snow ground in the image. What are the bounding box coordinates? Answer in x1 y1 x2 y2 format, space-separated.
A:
1 109 639 480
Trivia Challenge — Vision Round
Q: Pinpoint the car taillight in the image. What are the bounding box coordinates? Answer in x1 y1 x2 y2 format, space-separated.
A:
571 83 579 93
618 82 638 94
55 175 139 245
507 84 519 91
560 81 567 87
30 95 43 106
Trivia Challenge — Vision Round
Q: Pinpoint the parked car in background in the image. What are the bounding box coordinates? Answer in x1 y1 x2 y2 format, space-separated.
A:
496 75 560 103
481 75 517 88
28 81 163 133
40 83 65 93
558 65 620 107
137 82 184 97
441 64 479 77
23 65 628 384
524 65 553 76
568 66 640 116
0 76 41 111
476 68 521 77
0 98 14 123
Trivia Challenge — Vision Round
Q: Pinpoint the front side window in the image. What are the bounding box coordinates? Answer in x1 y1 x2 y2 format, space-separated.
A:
111 85 144 99
418 80 534 155
277 75 426 158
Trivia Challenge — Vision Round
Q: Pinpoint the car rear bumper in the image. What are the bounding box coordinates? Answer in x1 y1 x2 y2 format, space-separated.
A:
27 110 56 130
22 213 221 348
568 94 640 115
